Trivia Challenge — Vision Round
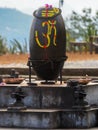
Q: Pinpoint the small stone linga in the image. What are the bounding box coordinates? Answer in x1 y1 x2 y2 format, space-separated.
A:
8 86 26 110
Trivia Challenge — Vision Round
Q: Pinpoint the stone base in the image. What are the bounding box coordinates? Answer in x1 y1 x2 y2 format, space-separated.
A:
0 108 98 129
0 109 60 129
61 107 98 128
0 83 98 128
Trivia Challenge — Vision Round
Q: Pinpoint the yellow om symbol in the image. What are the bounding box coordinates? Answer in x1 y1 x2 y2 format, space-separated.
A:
35 20 57 48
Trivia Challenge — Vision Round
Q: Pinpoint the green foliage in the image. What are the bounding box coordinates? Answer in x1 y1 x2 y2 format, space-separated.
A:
9 40 17 54
9 38 28 54
0 35 28 54
0 35 8 55
65 8 98 52
65 8 98 42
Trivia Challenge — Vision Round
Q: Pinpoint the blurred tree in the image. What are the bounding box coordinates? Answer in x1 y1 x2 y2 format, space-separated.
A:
0 35 8 55
65 8 98 51
9 38 28 54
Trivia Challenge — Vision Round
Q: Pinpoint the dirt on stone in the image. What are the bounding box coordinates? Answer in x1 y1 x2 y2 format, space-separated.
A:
0 52 98 65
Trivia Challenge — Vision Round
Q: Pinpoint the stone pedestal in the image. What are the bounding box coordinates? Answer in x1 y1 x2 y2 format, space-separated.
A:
0 83 98 128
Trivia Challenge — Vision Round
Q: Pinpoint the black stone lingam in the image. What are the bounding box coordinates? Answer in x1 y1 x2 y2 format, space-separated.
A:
27 6 67 84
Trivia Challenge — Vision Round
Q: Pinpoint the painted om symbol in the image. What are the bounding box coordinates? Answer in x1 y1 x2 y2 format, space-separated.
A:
35 20 57 48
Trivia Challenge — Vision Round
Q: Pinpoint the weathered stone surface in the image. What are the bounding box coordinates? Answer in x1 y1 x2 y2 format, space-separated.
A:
0 109 60 128
85 85 98 106
0 83 98 128
1 84 98 108
0 108 97 128
61 108 98 128
41 87 74 108
0 85 74 109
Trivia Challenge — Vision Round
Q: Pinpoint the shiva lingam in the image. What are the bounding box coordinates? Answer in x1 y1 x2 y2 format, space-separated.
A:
27 5 67 85
0 5 97 129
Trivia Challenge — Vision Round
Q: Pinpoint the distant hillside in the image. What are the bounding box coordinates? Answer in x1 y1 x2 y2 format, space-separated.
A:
0 8 33 46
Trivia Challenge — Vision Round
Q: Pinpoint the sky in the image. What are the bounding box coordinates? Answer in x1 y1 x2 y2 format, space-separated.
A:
0 0 98 17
